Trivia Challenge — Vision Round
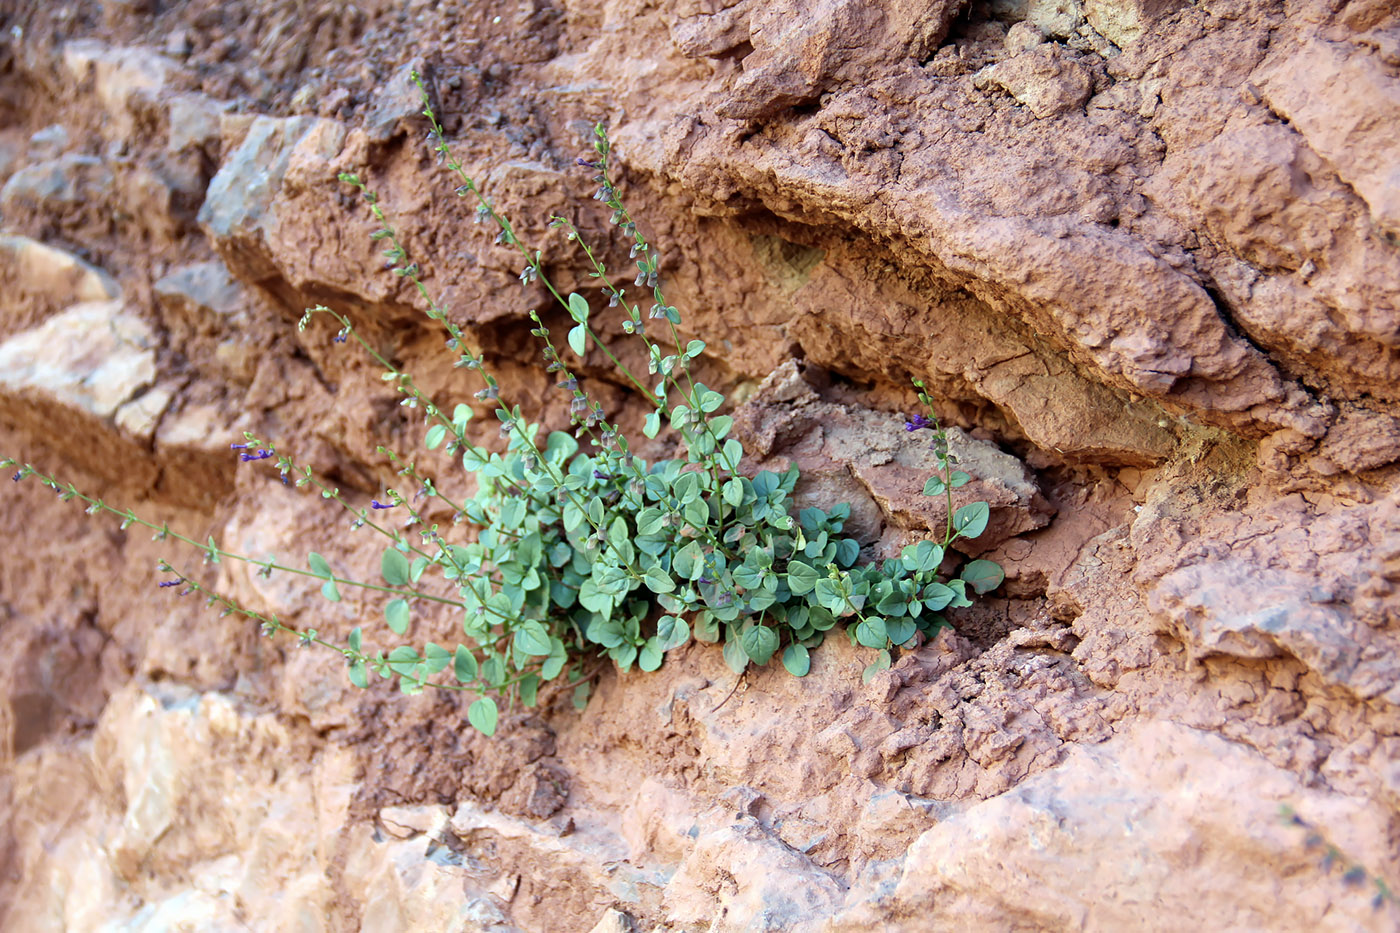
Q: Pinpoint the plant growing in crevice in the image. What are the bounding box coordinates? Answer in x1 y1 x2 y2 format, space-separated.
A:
3 74 1005 735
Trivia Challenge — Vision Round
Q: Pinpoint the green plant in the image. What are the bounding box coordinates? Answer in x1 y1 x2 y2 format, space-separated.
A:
3 76 1003 736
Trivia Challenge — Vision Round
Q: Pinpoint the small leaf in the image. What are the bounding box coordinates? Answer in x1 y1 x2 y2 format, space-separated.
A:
387 645 419 676
424 642 452 674
385 598 411 635
519 674 540 707
722 477 744 508
514 620 553 657
740 625 779 665
573 681 591 710
468 697 499 736
567 291 590 324
949 471 971 488
308 552 333 578
953 501 990 539
321 579 341 602
637 507 665 536
348 627 363 652
922 476 946 497
961 559 1005 594
855 618 888 649
722 637 749 675
382 547 411 586
568 323 587 357
782 643 811 677
786 561 820 596
656 615 690 651
643 410 662 439
426 424 448 449
639 638 664 672
348 660 368 688
644 566 676 594
454 645 479 682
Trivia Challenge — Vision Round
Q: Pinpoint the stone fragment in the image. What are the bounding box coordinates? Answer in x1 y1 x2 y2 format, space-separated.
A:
0 234 120 310
114 383 174 441
198 115 347 279
735 363 1053 553
1027 0 1084 38
0 154 113 217
975 45 1096 118
664 801 845 930
165 93 227 154
827 720 1397 931
1082 0 1186 46
708 0 968 119
154 260 250 321
1255 36 1400 239
61 40 181 135
364 60 431 142
0 300 154 419
588 908 637 933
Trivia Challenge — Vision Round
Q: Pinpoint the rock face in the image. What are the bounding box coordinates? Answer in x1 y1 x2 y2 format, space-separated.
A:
2 1 1399 931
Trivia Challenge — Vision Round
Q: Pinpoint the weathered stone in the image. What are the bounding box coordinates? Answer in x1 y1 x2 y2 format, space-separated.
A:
1083 0 1187 46
1255 35 1400 238
198 115 347 281
975 44 1096 119
0 300 154 420
825 720 1396 931
0 234 120 311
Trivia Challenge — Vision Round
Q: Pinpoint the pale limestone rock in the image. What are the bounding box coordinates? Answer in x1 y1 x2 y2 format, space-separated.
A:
60 40 181 135
1255 36 1400 239
114 384 173 440
826 720 1396 930
0 234 120 306
975 44 1096 119
0 300 155 419
1082 0 1185 46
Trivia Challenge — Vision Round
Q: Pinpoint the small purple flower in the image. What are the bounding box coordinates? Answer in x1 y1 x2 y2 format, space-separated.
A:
11 471 21 482
333 331 348 344
904 414 935 432
239 449 273 462
593 469 612 480
371 499 395 510
159 579 183 588
576 157 599 169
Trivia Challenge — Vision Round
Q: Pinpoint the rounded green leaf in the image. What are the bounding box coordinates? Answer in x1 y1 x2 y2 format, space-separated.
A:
567 292 590 324
321 579 341 603
308 552 333 578
722 637 749 675
639 638 664 672
425 424 448 449
387 646 419 676
656 615 690 651
384 598 411 635
382 547 411 586
453 645 479 683
468 697 499 736
514 620 553 657
855 618 888 649
781 643 811 677
348 660 368 688
961 559 1005 594
740 624 779 665
952 501 990 539
786 561 820 595
568 323 587 357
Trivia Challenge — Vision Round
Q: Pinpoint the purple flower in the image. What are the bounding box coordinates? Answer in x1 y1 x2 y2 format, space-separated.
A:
11 471 21 482
239 449 273 462
576 157 599 169
371 499 395 510
159 579 183 588
904 414 935 432
333 331 348 344
593 469 612 480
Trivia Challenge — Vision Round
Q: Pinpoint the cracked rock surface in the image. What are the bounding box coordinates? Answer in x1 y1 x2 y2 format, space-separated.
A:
1 0 1399 929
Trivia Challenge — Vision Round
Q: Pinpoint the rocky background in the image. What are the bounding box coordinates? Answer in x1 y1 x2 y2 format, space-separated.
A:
2 0 1399 929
